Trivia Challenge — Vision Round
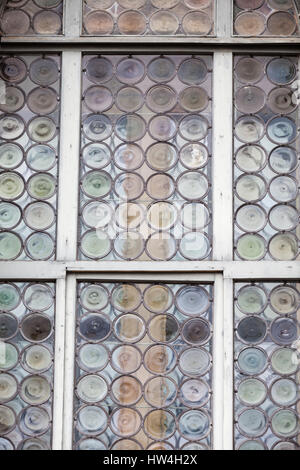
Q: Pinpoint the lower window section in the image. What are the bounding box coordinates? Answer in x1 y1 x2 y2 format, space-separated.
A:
234 281 300 450
73 281 213 450
0 282 55 450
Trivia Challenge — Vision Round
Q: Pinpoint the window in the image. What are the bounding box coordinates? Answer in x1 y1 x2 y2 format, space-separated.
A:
0 0 299 451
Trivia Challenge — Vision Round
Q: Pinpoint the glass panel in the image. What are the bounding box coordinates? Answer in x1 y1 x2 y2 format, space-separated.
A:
73 281 213 450
0 281 55 450
233 55 300 261
234 281 300 451
0 54 61 260
82 0 214 36
79 54 213 261
0 0 64 36
233 0 300 37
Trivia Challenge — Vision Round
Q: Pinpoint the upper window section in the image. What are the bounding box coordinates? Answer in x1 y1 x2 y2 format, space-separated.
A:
233 0 300 37
0 0 64 36
79 54 213 261
82 0 215 37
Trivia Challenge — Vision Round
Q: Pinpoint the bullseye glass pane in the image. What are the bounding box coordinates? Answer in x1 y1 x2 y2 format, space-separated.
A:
234 281 300 451
234 55 300 261
79 54 213 261
73 281 213 450
0 281 55 451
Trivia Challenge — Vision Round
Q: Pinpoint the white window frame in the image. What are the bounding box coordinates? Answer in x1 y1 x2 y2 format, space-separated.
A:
0 0 299 451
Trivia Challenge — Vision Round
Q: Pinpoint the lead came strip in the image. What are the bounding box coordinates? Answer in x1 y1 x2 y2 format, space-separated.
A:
234 281 300 450
73 282 213 450
0 281 55 450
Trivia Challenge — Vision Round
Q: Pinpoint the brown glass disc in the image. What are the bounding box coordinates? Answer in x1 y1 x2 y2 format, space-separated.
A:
146 233 177 261
33 11 62 35
182 12 212 35
116 87 143 112
235 57 264 84
235 86 265 114
111 376 142 405
0 87 25 113
267 12 296 36
151 0 180 7
33 0 62 7
146 85 177 113
21 314 52 342
7 0 29 6
116 58 145 84
235 12 265 35
268 0 293 10
114 144 144 171
146 174 175 200
267 87 297 114
86 0 114 7
84 11 114 35
149 115 177 141
86 57 113 84
30 58 59 86
114 173 144 201
118 0 146 8
84 86 113 113
150 11 179 35
1 10 30 35
180 87 209 112
118 11 146 35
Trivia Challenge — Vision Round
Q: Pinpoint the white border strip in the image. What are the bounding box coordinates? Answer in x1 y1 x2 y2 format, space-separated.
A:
212 51 233 261
62 274 77 450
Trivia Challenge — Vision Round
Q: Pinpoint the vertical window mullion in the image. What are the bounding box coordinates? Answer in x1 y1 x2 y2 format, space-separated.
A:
223 277 234 450
64 0 82 38
216 0 232 38
56 51 82 262
212 52 234 261
62 274 77 450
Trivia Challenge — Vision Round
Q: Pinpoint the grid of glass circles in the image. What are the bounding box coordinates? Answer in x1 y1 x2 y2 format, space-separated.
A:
233 0 300 37
73 282 213 451
82 0 214 36
234 281 300 451
233 55 300 262
0 282 55 451
79 54 212 262
0 0 64 36
0 54 61 261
